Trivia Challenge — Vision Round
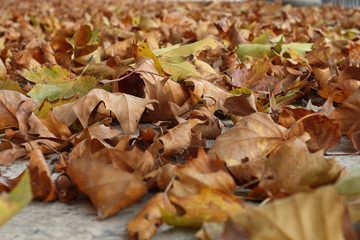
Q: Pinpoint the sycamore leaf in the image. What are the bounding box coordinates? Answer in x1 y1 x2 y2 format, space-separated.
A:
128 193 176 240
135 41 166 75
231 57 278 92
259 138 342 196
169 148 236 197
329 88 360 133
203 186 355 240
159 58 201 81
66 139 147 219
28 149 56 201
52 88 156 133
36 95 79 118
0 90 39 130
19 64 108 103
158 38 220 57
158 118 203 151
0 78 26 95
236 41 313 61
0 169 32 226
161 186 245 228
208 112 287 166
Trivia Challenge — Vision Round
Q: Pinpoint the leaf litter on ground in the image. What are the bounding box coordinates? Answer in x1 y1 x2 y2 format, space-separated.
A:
1 0 360 239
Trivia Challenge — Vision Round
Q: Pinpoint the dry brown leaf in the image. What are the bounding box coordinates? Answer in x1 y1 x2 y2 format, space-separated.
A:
28 148 56 201
0 90 39 130
259 138 342 196
128 193 176 240
158 118 203 152
202 186 355 240
66 139 147 219
278 108 341 151
162 186 246 227
53 88 156 133
169 148 236 197
208 112 286 165
329 88 360 133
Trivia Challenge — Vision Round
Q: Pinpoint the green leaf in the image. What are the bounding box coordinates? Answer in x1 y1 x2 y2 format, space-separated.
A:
158 38 219 57
252 30 272 44
235 35 313 61
235 44 273 61
19 65 110 103
282 42 313 56
159 58 201 81
0 169 33 226
335 166 360 200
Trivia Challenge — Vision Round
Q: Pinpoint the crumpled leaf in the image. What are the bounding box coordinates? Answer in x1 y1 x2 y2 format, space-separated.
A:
161 186 245 228
52 88 156 133
28 149 56 201
0 90 39 130
208 112 287 165
259 138 342 196
202 186 355 240
169 148 236 197
66 139 147 219
0 169 32 226
231 57 278 92
329 88 360 133
158 118 203 152
128 193 176 240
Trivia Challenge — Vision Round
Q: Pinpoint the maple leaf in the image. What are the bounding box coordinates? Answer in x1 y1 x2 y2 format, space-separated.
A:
52 88 156 133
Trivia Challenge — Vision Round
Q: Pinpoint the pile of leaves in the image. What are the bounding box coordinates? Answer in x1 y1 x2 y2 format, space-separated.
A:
1 0 360 239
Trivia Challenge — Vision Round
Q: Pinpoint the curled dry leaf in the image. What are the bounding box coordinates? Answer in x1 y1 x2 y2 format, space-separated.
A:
0 90 39 130
220 186 355 240
127 193 176 240
28 149 56 201
161 186 246 228
66 140 147 219
278 107 341 151
169 148 236 197
53 88 156 133
185 77 232 114
259 138 342 196
159 118 203 152
329 88 360 133
208 112 286 165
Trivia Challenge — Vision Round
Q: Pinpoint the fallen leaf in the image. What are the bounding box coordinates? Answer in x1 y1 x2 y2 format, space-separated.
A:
19 64 107 103
161 186 245 228
259 138 342 196
208 112 286 165
53 88 156 133
28 149 56 201
329 88 360 133
66 139 147 219
128 193 176 240
0 169 32 226
206 186 355 240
